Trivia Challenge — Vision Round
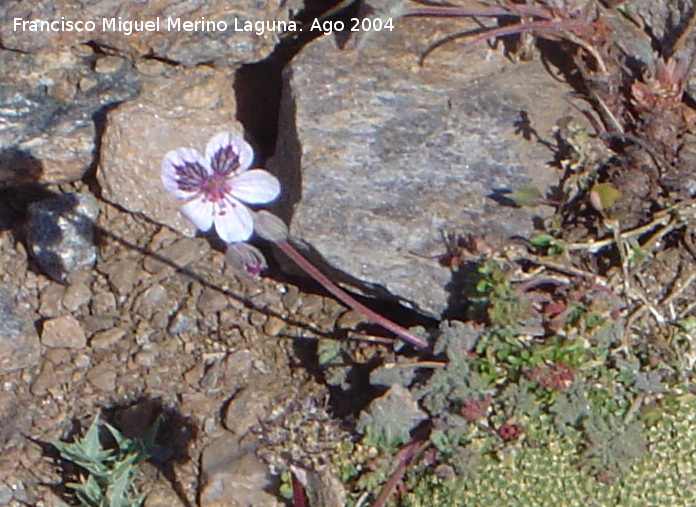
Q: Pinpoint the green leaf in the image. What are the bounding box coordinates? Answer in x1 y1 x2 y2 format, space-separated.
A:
528 233 566 256
317 338 342 365
590 182 621 212
505 187 544 207
357 385 428 448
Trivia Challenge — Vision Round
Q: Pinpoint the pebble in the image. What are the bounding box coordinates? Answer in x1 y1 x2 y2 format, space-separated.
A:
143 485 186 507
336 310 369 330
134 348 158 368
199 435 280 507
101 255 142 297
222 350 255 378
223 388 271 435
38 283 65 318
86 362 117 392
0 482 12 504
0 289 41 372
94 55 124 74
89 327 127 349
143 237 211 274
168 311 197 334
62 282 91 311
281 283 301 311
298 294 324 319
90 284 118 315
41 315 86 348
197 287 229 314
25 193 99 282
248 312 268 327
30 361 55 396
136 283 169 319
78 76 98 92
263 316 285 337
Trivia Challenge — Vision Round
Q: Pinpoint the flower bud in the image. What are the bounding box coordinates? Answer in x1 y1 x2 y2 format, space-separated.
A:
253 210 289 241
226 242 267 278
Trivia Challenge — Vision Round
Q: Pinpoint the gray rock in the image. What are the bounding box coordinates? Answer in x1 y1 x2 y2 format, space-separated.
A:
0 49 140 184
200 433 280 507
0 290 41 372
40 315 87 349
630 0 694 50
275 15 563 317
0 0 284 67
25 192 99 282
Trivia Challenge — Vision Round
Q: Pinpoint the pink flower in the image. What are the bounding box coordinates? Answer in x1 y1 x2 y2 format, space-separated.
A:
161 132 281 243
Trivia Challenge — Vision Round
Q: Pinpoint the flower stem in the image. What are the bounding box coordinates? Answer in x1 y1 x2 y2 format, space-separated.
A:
274 239 429 350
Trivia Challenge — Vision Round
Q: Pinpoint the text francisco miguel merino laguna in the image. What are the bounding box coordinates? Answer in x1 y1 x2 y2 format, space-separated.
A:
13 16 300 36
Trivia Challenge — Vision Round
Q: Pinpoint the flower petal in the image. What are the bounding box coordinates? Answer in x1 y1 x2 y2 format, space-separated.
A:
205 132 254 175
229 169 281 204
214 197 254 243
161 148 209 199
180 197 215 232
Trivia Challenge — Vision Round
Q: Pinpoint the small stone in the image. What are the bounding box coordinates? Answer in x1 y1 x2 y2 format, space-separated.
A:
248 312 267 327
0 289 41 372
30 360 55 396
134 348 158 368
81 316 117 338
100 255 142 297
298 294 324 319
223 388 271 435
89 327 126 349
86 362 117 392
90 286 118 315
336 310 369 330
221 350 255 379
25 192 99 282
200 435 280 507
78 76 98 92
72 44 94 57
143 484 186 507
62 282 91 311
143 237 211 274
197 287 229 314
38 283 65 318
168 311 196 334
41 315 86 348
73 353 90 368
0 482 12 504
94 56 124 74
136 284 169 319
263 316 285 337
281 284 300 311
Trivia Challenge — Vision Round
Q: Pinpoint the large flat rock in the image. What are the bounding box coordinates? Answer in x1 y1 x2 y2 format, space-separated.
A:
277 15 568 317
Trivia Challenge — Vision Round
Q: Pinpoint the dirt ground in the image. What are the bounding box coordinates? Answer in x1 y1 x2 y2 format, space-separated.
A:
0 179 354 506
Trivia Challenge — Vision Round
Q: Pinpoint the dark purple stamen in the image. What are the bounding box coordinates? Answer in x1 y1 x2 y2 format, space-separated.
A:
211 144 241 176
175 161 208 192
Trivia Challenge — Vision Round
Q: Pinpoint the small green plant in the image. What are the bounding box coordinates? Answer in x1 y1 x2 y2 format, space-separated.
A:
52 414 160 507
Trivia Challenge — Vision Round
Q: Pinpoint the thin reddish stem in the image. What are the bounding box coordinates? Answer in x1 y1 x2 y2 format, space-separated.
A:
404 4 553 20
291 470 306 507
372 440 427 507
275 239 429 350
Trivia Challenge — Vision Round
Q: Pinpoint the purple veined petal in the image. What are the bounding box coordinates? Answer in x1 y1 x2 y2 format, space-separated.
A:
205 132 254 175
229 169 281 204
180 196 215 232
213 197 255 243
161 148 210 199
